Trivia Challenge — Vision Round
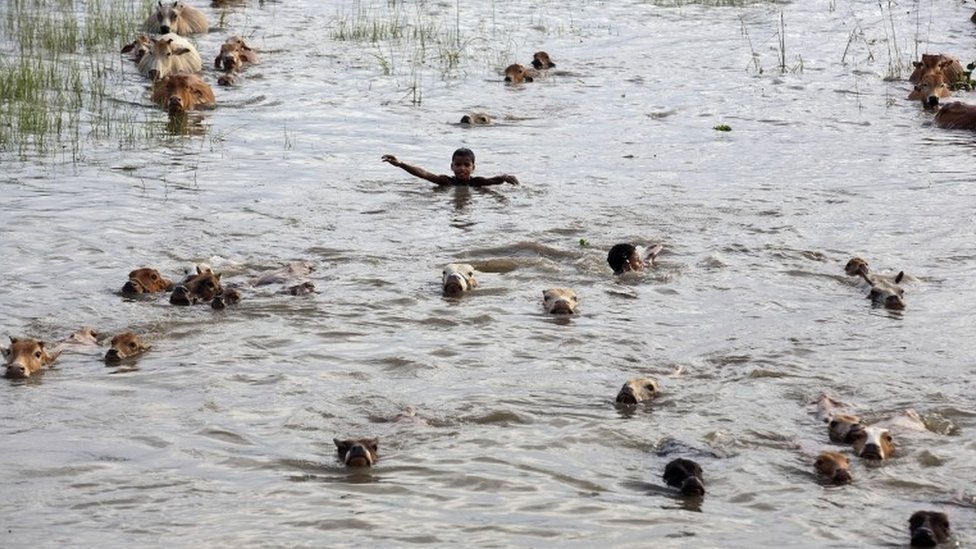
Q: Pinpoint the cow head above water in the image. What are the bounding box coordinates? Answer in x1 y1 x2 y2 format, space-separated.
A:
3 337 60 379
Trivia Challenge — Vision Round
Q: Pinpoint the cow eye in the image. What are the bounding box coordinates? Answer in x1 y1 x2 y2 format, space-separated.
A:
129 342 137 349
34 351 42 358
151 274 158 280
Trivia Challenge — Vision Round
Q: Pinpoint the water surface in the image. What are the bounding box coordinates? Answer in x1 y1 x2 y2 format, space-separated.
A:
2 0 975 547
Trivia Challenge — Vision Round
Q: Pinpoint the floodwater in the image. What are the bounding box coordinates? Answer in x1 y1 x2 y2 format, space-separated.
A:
2 0 975 547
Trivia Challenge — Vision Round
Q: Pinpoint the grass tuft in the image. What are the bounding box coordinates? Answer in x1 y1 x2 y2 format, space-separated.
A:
0 0 157 160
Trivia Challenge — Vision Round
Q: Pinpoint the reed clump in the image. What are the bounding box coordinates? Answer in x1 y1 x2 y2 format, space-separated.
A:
0 0 153 160
329 1 482 103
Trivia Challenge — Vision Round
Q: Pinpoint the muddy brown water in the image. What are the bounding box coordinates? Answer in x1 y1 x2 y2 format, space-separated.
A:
2 0 976 547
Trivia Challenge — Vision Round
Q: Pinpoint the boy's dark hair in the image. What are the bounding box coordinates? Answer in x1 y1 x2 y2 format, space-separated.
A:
607 243 637 275
452 147 476 162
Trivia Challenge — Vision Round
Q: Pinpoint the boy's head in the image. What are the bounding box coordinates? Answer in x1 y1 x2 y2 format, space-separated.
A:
451 148 476 181
607 244 640 274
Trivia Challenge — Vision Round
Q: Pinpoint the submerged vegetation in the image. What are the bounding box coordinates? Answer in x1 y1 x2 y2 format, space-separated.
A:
0 0 153 160
328 0 595 105
329 0 479 101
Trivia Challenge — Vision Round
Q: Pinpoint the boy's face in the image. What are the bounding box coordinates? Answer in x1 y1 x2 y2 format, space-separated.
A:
627 250 643 271
451 157 475 181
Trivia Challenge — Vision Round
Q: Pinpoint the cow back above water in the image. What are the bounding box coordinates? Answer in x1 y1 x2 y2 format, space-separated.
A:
934 101 976 131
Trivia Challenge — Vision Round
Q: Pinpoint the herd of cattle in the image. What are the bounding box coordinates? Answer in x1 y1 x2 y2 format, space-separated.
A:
3 250 945 544
3 258 315 377
114 0 976 133
4 2 974 546
120 1 258 115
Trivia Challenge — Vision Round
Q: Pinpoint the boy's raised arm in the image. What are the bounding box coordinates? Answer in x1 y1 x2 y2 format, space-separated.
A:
381 155 451 186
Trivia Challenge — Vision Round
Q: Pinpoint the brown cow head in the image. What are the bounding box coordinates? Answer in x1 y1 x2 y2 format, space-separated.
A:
504 63 534 83
334 438 379 467
170 268 223 305
531 51 555 70
104 332 151 364
214 37 257 72
151 73 215 114
4 337 60 379
121 33 152 62
122 267 173 296
908 70 950 108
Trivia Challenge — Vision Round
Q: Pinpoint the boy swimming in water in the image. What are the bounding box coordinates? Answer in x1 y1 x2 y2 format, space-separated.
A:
381 148 520 187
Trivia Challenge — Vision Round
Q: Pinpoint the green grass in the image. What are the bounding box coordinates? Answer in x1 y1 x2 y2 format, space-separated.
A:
0 0 155 160
329 1 487 93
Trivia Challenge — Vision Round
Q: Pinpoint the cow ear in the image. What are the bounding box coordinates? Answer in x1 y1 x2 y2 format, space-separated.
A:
9 336 18 344
121 42 134 54
895 271 905 283
173 47 190 56
913 61 922 68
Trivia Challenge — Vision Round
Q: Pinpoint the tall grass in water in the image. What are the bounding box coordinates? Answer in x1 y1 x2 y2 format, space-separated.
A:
837 0 918 82
330 0 482 105
0 0 153 160
328 1 604 104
